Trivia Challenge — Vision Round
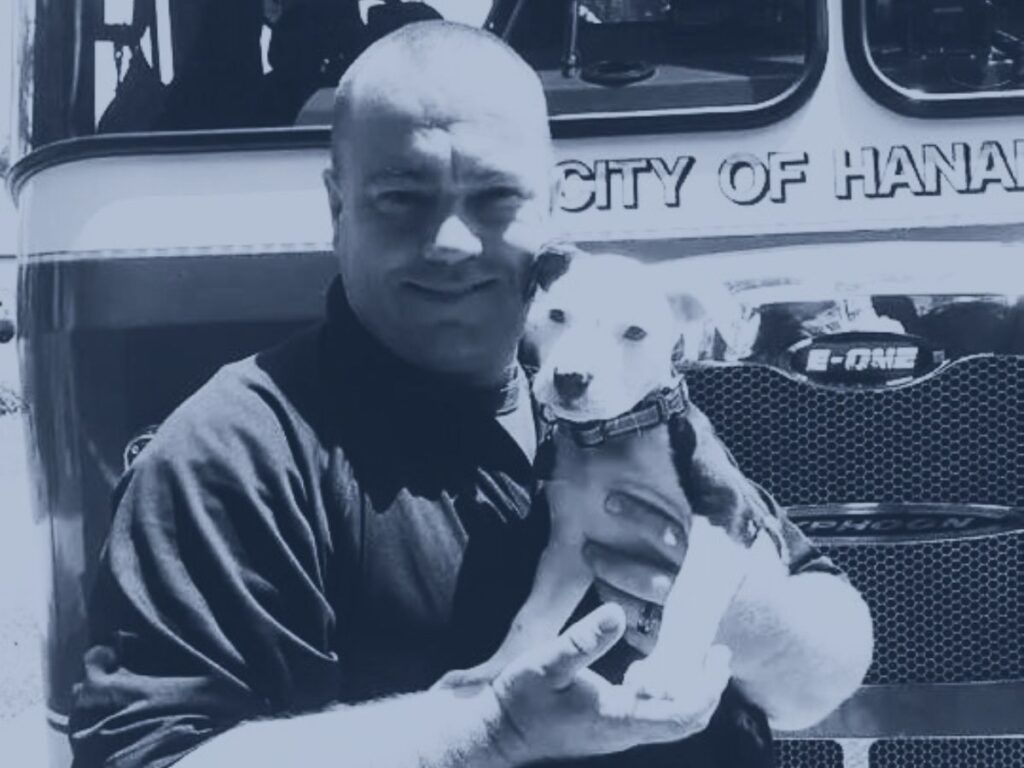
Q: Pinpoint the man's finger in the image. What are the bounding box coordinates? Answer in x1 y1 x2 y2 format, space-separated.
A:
584 543 674 605
606 484 692 529
538 603 626 690
599 491 689 565
632 694 719 741
630 646 733 737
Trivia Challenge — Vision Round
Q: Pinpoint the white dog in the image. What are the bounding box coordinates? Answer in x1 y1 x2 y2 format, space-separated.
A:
443 249 790 700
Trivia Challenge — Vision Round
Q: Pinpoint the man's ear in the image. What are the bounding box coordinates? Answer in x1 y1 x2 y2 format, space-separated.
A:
323 167 343 227
548 165 563 215
527 244 575 301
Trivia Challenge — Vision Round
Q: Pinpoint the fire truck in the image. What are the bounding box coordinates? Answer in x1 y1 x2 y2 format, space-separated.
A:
8 1 1024 767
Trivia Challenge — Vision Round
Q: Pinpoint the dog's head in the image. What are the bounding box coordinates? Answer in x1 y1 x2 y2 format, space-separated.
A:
525 249 712 423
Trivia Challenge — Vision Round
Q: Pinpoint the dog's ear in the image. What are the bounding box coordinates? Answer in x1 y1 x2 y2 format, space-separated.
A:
526 243 575 300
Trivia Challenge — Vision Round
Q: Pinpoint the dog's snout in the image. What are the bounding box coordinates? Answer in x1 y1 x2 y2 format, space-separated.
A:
553 371 593 401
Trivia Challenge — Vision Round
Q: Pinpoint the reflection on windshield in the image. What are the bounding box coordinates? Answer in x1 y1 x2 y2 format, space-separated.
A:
864 0 1024 95
495 0 811 116
15 0 817 150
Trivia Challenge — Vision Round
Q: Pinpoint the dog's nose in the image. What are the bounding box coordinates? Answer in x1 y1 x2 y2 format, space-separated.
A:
553 371 593 401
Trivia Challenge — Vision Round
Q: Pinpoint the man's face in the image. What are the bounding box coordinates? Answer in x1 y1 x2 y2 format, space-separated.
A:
325 86 555 385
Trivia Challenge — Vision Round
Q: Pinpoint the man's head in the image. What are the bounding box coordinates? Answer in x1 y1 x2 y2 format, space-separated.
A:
323 21 557 386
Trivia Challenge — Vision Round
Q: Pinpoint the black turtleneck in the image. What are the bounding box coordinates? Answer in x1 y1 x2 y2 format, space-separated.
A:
70 278 548 768
324 278 524 417
70 278 778 768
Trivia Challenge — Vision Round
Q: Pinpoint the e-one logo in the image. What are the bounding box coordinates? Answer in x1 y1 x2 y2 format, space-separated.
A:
805 345 919 373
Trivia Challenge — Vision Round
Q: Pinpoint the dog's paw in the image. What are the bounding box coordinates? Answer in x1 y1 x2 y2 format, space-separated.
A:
624 645 733 702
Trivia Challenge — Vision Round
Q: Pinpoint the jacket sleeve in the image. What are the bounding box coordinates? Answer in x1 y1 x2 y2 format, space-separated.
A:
69 372 341 768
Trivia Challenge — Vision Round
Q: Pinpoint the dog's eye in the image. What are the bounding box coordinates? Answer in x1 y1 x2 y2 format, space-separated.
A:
624 325 647 341
549 309 566 324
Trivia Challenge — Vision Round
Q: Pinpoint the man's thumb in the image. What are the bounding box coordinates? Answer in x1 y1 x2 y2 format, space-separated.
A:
541 604 626 690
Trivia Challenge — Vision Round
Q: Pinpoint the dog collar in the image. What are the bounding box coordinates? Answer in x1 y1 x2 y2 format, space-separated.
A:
545 380 689 448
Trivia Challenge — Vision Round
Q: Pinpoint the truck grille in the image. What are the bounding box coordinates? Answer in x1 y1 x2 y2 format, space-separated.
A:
775 740 844 768
687 358 1024 686
871 738 1024 768
822 535 1024 685
686 357 1024 509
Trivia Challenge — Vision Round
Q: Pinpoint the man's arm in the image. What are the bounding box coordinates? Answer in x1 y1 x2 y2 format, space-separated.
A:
69 372 347 768
174 684 511 768
174 604 733 768
71 371 733 768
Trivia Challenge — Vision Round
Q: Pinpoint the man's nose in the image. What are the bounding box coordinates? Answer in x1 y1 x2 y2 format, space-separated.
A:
553 370 593 402
425 214 483 264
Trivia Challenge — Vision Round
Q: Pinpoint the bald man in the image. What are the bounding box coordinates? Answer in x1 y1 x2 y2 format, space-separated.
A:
69 21 871 768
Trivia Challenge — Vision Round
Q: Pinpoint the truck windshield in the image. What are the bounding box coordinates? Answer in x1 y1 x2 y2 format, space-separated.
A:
12 0 819 160
857 0 1024 105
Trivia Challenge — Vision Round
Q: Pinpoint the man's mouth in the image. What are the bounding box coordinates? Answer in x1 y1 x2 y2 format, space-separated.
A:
405 278 498 299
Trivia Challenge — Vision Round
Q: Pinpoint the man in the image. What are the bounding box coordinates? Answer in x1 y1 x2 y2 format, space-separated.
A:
70 21 873 768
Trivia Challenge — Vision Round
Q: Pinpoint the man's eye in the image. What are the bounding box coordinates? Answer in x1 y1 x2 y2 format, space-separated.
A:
549 308 566 324
470 188 524 219
624 325 647 341
476 187 524 204
377 191 430 212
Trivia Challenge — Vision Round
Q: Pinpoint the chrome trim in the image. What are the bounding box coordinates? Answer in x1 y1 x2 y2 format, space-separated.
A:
687 352 1019 395
786 683 1024 738
782 333 948 391
838 739 872 768
786 502 1024 544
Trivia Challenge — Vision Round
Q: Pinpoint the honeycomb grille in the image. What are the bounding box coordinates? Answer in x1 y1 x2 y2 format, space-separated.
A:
774 740 844 768
822 534 1024 684
687 358 1024 686
871 738 1024 768
686 357 1024 508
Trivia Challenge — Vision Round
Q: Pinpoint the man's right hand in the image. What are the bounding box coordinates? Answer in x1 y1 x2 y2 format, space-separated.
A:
482 603 733 765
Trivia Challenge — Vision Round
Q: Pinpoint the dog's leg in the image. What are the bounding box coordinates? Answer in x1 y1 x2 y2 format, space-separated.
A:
624 516 749 698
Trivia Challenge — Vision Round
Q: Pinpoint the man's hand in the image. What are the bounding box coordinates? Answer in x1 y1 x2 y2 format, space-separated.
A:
583 485 689 653
581 403 790 653
584 486 787 655
482 603 732 765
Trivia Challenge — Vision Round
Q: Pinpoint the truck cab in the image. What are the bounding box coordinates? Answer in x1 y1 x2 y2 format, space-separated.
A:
8 2 1024 767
